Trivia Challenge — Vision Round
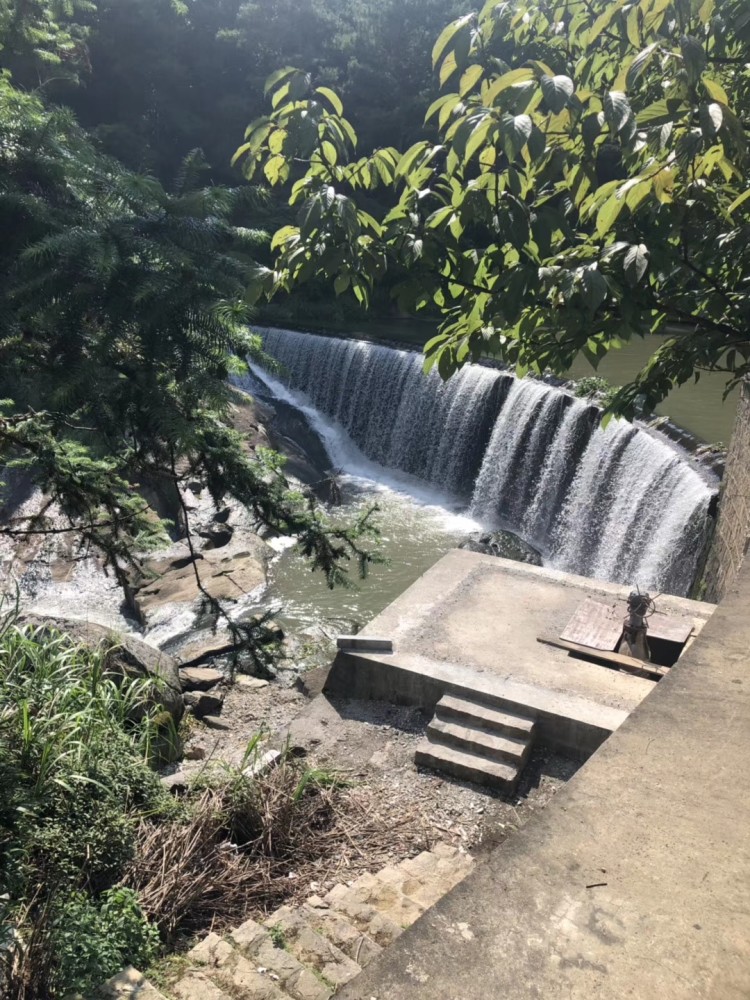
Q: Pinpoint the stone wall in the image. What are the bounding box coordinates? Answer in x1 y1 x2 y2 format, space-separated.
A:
704 378 750 602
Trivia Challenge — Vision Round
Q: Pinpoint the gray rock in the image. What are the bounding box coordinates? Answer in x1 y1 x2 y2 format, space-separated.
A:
295 665 331 700
19 615 183 721
131 529 271 626
459 530 542 566
235 674 270 690
179 666 224 691
184 690 224 718
160 771 189 793
202 714 231 731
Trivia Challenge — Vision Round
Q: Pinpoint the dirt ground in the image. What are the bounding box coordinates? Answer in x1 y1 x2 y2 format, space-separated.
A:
176 675 580 864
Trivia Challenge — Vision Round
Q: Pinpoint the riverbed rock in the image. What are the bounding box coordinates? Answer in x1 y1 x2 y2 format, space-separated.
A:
235 674 270 690
202 714 231 731
131 529 272 627
19 615 184 720
184 690 224 718
459 530 542 566
179 666 224 691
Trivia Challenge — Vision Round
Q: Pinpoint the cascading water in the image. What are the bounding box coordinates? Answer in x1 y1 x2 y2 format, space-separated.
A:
249 327 715 597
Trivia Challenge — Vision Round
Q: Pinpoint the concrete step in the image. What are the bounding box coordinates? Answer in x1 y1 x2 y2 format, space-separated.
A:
428 717 531 766
343 871 426 926
225 919 331 999
436 693 535 740
415 739 521 792
264 905 362 986
187 931 295 999
292 902 383 967
173 971 236 1000
319 885 405 944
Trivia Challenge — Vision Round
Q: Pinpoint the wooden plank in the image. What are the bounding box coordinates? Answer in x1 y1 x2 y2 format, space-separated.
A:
562 597 694 648
560 598 623 651
647 612 694 645
537 635 668 680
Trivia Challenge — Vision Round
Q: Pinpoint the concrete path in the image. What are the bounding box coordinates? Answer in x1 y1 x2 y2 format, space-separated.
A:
337 562 750 999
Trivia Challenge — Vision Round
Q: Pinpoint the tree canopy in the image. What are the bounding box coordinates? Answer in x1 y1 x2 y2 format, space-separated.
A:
237 0 750 416
0 1 379 598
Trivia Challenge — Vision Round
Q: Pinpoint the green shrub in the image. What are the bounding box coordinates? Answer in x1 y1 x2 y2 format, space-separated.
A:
0 611 171 997
50 888 159 996
572 375 621 409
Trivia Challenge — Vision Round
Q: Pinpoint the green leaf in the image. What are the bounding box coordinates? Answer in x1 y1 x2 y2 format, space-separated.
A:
680 35 707 85
460 64 484 96
624 243 649 283
581 266 608 310
440 51 459 87
596 193 624 237
540 74 574 114
728 188 750 215
334 274 350 295
625 43 659 89
264 66 298 97
604 91 632 134
500 114 533 159
699 102 723 138
264 154 289 185
432 14 473 68
703 78 729 105
426 93 459 123
315 86 344 116
484 67 536 104
637 97 684 126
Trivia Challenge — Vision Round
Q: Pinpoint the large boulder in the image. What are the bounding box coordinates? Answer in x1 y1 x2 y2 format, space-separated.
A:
20 615 184 721
459 530 542 566
130 529 271 627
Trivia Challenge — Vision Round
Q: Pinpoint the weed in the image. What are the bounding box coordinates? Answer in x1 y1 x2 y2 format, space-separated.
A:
268 924 287 950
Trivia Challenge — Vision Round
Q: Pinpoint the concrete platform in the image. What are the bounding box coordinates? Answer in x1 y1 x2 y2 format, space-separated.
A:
337 557 750 1000
327 551 713 757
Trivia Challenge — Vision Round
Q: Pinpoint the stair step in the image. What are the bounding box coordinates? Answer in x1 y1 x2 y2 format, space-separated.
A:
428 717 531 765
289 903 383 967
317 886 404 944
264 906 362 986
187 932 290 999
173 971 234 1000
437 694 535 739
415 739 520 792
225 920 330 999
394 850 474 907
340 872 426 926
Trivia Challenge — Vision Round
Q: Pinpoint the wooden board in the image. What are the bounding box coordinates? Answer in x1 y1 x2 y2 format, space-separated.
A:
560 598 623 651
560 597 694 649
647 612 694 645
537 635 669 680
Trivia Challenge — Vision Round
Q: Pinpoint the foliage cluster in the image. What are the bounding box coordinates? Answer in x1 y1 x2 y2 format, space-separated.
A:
238 0 750 415
0 3 380 609
0 610 171 997
0 613 356 998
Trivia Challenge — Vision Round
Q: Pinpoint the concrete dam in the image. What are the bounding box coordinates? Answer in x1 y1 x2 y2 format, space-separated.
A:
251 327 714 597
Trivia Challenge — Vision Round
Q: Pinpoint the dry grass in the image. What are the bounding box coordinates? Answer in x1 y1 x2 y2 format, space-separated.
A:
123 752 426 942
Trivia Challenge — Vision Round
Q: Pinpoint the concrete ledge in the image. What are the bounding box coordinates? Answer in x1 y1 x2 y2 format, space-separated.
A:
336 635 393 653
326 649 627 758
338 562 750 1000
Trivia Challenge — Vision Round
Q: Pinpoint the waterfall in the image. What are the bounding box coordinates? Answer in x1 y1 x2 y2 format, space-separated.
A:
250 327 715 597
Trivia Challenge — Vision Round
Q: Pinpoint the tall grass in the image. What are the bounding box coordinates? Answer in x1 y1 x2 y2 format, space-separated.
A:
0 606 171 999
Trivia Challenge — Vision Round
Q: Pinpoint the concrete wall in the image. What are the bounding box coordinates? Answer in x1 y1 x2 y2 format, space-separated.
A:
705 379 750 602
